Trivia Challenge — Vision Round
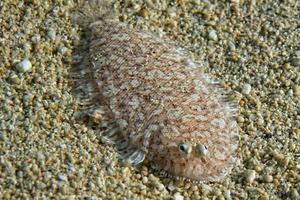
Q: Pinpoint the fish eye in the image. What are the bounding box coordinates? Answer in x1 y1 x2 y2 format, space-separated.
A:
178 141 192 154
196 144 208 156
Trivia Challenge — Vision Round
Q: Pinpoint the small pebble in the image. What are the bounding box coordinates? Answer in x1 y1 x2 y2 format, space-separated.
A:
223 190 231 200
292 50 300 66
242 83 252 95
291 57 300 67
293 85 300 96
290 189 300 199
85 196 98 200
271 151 290 166
16 58 32 73
6 165 15 175
0 132 6 141
58 45 68 55
36 152 45 162
66 196 76 200
10 178 17 185
23 92 34 104
37 181 47 190
212 188 222 196
201 184 212 195
142 176 148 184
16 171 23 178
237 116 245 123
47 29 56 40
31 34 41 43
43 171 51 179
228 41 236 51
23 43 31 51
8 74 21 84
244 170 256 184
157 183 165 191
58 174 67 181
166 184 176 192
262 174 273 183
208 29 218 41
173 192 184 200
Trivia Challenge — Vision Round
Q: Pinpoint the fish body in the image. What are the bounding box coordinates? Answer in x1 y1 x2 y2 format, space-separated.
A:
73 21 239 182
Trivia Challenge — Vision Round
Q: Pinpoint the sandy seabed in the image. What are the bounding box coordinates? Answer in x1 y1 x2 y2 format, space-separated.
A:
0 0 299 199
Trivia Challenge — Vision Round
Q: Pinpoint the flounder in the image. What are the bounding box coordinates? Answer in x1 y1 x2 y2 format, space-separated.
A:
72 20 239 182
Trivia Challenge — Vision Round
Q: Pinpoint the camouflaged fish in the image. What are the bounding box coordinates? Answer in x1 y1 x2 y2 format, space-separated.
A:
72 20 239 182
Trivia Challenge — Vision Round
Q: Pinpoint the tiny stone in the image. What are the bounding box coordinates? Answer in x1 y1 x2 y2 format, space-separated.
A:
6 165 15 175
53 6 60 14
291 57 300 67
23 43 31 51
0 132 6 141
43 171 51 179
201 184 212 195
16 171 23 178
60 184 69 195
237 116 245 123
244 170 256 184
228 41 236 51
293 85 300 96
31 34 41 43
208 29 218 41
295 50 300 57
173 192 184 200
271 151 290 166
58 174 67 181
142 176 148 184
85 196 98 200
262 174 273 183
36 152 45 162
10 178 17 185
91 165 97 172
191 185 198 191
212 188 222 196
47 29 56 40
23 92 34 104
16 58 32 73
8 74 21 84
65 196 75 200
166 184 176 192
96 176 105 187
37 181 47 190
242 83 252 95
58 45 68 55
290 189 300 199
136 174 141 179
157 183 165 191
223 190 231 200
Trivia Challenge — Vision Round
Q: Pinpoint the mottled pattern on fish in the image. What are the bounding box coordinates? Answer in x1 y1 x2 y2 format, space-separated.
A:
72 20 239 182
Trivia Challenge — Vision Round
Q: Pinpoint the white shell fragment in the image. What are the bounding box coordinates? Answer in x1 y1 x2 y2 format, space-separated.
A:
16 58 32 73
208 29 218 41
72 20 239 182
173 192 184 200
242 83 252 95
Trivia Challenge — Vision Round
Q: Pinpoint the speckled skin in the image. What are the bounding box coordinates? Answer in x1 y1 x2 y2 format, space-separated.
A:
74 20 239 182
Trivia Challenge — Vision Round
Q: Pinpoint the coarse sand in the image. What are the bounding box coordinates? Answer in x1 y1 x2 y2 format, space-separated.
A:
0 0 299 199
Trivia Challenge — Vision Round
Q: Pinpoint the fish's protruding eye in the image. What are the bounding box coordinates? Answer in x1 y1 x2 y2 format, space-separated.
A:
196 144 208 156
179 141 192 154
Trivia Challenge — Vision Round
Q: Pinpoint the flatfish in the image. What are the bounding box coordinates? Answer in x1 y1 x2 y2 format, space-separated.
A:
72 20 239 182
